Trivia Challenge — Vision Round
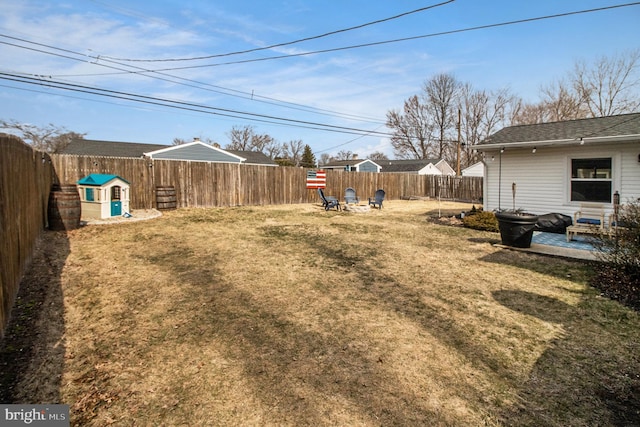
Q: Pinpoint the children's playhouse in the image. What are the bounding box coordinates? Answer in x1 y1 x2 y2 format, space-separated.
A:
77 174 130 219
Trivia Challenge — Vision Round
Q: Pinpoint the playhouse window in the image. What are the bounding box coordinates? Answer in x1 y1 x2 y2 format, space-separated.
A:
570 157 612 203
111 186 121 200
85 188 94 202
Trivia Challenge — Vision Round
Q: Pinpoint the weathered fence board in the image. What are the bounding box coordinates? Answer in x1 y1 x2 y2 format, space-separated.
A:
49 155 483 209
0 136 54 336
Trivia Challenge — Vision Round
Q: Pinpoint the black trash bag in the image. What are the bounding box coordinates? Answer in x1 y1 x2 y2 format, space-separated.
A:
535 213 573 234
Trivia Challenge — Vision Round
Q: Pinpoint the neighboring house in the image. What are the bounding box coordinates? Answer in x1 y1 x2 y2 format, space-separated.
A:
77 173 130 219
475 112 640 219
321 158 382 173
61 139 277 166
378 158 455 175
461 161 484 177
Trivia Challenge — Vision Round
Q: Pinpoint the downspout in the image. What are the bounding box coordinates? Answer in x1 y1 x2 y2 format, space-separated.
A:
498 148 503 211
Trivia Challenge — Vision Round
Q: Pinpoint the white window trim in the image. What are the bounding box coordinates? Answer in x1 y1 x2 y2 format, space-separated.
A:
565 152 620 206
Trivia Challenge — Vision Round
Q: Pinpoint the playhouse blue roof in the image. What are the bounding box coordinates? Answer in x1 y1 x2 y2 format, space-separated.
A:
77 174 129 186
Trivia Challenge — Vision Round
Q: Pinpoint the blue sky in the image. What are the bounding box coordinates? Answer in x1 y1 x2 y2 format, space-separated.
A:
1 0 639 158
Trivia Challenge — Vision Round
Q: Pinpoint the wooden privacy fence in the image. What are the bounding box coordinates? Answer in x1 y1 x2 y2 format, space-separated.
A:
50 154 483 209
0 135 54 337
1 147 482 335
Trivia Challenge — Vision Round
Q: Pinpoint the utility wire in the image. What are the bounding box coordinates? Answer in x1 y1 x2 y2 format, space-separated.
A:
99 1 455 62
103 1 640 73
0 35 385 124
0 72 392 137
5 2 634 125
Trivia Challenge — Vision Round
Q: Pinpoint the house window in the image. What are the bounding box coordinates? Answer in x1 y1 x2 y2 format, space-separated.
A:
111 186 121 201
570 158 612 202
85 188 94 202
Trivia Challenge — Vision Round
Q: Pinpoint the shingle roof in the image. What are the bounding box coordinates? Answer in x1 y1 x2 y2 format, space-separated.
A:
226 150 276 165
61 139 168 157
60 139 277 165
481 112 640 145
378 159 442 173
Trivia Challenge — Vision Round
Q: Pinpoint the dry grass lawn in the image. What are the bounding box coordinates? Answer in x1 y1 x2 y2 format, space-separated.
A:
2 200 639 426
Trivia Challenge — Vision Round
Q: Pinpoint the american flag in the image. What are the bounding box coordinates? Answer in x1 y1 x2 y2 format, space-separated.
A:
306 170 326 189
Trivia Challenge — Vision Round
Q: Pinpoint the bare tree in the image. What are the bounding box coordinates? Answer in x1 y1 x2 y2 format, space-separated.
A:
424 73 460 159
386 74 461 161
281 139 304 166
226 125 255 150
571 50 640 117
367 151 389 160
225 125 280 158
509 98 549 125
261 136 281 160
458 85 512 168
335 150 355 160
540 78 587 122
0 119 85 153
386 95 435 159
319 153 332 165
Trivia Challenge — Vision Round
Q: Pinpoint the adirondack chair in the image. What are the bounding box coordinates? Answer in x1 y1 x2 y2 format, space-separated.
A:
368 189 385 209
317 188 341 211
344 187 359 205
566 202 606 241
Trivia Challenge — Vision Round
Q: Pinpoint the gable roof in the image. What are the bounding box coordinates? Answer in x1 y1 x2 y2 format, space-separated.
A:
321 159 380 168
378 158 444 173
478 112 640 150
77 173 129 186
144 141 246 163
60 139 277 165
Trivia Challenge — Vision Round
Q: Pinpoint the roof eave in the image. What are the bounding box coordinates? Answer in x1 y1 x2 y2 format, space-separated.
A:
476 133 640 151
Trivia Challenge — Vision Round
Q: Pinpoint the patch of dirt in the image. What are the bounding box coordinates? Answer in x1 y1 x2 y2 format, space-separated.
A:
0 232 68 403
81 209 162 226
429 215 464 227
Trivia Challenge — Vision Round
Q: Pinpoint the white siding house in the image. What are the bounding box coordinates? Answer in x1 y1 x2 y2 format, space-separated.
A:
378 159 455 175
476 113 640 219
321 158 382 173
461 162 484 177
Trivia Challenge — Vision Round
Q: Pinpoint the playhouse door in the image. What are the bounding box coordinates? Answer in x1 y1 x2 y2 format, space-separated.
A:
111 186 122 216
111 201 122 216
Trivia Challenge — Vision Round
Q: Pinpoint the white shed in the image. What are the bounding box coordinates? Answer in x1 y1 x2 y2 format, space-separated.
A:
77 174 130 219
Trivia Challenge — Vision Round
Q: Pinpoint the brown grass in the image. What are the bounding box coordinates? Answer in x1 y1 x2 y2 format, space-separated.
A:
2 200 639 426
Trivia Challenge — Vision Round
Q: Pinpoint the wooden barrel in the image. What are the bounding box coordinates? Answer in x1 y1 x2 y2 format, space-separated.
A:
156 185 177 210
48 184 81 230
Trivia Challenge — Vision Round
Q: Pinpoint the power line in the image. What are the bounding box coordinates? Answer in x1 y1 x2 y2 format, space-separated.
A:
0 35 385 125
106 1 640 73
0 72 393 137
6 2 635 126
98 1 455 62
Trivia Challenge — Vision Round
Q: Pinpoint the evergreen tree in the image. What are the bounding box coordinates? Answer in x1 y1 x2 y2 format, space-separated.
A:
300 144 316 168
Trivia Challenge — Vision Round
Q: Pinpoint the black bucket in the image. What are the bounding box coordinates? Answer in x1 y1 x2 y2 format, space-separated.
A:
495 211 539 248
